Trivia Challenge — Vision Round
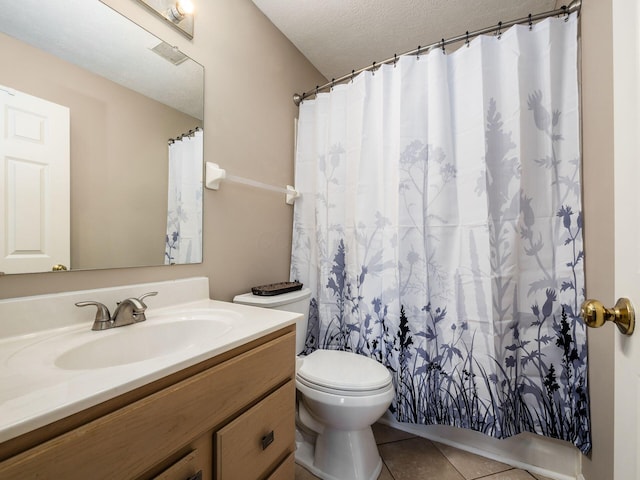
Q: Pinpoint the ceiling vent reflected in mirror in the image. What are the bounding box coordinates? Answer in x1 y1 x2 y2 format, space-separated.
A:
151 41 189 65
134 0 195 39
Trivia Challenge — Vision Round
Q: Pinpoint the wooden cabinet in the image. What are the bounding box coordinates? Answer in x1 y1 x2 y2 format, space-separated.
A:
0 326 296 480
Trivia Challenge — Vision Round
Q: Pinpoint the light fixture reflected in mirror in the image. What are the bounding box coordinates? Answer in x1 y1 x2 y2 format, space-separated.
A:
133 0 195 39
166 0 193 23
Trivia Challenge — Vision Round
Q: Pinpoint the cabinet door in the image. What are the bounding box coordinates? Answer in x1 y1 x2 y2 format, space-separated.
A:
216 381 295 479
153 450 202 480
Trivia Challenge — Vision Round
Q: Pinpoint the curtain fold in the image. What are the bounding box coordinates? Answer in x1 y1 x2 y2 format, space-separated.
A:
291 15 589 452
165 129 203 264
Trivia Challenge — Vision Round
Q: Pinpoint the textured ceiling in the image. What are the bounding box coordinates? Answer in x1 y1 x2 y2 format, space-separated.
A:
252 0 560 82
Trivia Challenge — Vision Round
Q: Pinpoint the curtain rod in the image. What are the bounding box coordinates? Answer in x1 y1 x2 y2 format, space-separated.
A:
293 0 581 106
168 126 202 144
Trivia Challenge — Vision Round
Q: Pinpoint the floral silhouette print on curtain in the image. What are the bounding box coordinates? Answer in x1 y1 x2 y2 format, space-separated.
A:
291 15 590 452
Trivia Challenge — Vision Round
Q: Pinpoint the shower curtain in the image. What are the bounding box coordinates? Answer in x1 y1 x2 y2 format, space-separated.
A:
165 128 203 264
291 15 590 452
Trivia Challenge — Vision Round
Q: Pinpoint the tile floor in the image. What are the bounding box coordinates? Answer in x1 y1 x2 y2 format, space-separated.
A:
295 423 554 480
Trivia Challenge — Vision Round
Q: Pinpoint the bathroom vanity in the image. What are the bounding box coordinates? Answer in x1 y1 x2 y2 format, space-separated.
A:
0 278 298 479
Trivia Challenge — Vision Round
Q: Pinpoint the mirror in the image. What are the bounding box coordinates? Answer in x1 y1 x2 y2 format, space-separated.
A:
0 0 204 275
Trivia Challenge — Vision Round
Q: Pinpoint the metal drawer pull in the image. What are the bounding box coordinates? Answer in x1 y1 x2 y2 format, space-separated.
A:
186 471 202 480
261 430 275 450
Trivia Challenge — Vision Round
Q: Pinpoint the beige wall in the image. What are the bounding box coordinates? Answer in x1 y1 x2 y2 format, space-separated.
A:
0 32 201 270
0 0 325 300
581 0 615 479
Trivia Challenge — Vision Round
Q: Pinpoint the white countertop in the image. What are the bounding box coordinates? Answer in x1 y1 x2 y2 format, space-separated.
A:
0 279 298 444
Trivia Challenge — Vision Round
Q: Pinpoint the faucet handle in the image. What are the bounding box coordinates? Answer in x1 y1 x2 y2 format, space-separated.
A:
138 291 158 306
75 301 111 320
75 301 112 330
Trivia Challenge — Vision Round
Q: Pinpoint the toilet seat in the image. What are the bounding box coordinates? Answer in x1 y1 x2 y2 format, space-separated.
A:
297 349 392 396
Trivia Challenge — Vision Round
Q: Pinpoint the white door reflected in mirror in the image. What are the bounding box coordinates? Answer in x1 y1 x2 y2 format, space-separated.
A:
0 86 70 274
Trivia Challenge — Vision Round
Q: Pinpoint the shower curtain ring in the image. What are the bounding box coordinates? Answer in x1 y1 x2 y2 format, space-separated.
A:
315 85 319 96
528 14 533 30
497 21 502 39
562 5 569 21
351 70 355 83
417 46 421 61
372 61 376 75
441 39 445 53
394 54 398 67
465 31 470 47
331 78 335 91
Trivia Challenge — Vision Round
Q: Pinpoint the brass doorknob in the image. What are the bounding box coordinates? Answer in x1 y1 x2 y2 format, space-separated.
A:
580 298 635 335
52 264 68 271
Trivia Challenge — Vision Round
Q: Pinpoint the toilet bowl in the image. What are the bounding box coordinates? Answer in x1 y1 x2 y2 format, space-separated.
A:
233 288 394 480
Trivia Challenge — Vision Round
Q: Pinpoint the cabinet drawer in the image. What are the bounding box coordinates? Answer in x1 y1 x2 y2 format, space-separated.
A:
153 450 201 480
216 381 295 479
266 452 294 480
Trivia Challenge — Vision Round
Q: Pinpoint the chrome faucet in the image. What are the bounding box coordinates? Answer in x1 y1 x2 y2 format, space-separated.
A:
75 292 158 331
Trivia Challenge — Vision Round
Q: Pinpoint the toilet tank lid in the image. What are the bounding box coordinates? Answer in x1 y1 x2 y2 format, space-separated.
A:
233 288 311 308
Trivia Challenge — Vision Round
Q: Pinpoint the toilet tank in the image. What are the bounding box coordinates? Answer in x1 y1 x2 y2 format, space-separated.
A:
233 288 311 355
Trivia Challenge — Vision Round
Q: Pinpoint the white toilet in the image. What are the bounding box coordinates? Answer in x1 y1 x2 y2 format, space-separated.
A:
233 288 394 480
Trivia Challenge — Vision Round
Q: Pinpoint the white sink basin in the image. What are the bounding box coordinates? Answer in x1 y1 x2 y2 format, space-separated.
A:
5 309 237 371
55 318 231 370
